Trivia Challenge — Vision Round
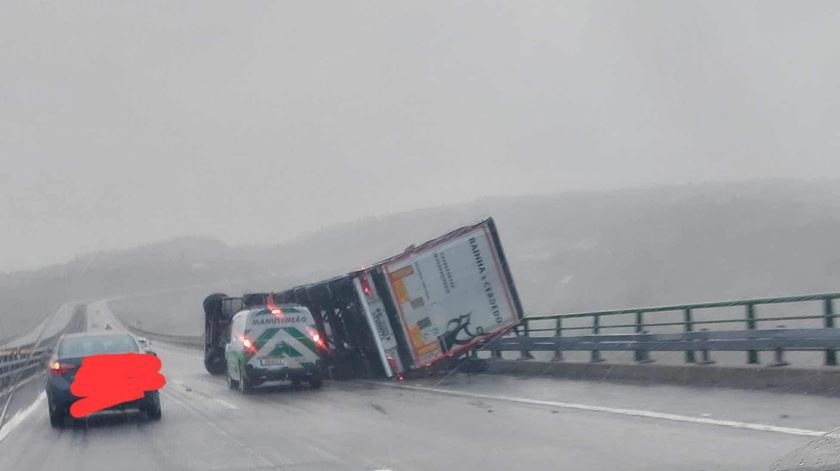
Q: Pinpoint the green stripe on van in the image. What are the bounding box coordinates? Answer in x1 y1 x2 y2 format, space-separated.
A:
254 328 279 351
268 341 303 357
283 326 317 353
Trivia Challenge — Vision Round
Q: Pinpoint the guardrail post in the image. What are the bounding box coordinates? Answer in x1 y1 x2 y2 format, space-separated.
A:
517 318 534 361
770 325 790 367
697 328 715 365
684 308 695 363
491 345 502 360
634 311 651 363
591 315 604 363
551 318 564 362
824 298 837 366
746 303 759 364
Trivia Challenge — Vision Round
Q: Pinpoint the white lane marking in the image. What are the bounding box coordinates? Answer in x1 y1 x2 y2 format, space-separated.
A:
162 389 276 467
166 378 238 410
0 392 45 444
0 372 42 400
373 382 826 438
155 346 203 360
213 398 238 410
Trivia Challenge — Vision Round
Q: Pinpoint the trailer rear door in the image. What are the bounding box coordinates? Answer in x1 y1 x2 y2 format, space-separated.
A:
381 220 521 368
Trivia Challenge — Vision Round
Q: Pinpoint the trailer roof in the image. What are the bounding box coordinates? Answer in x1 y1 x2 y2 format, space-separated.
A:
356 216 495 272
280 217 495 294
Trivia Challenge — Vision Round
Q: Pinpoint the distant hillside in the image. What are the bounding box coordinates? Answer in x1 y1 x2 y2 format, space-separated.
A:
4 179 840 339
233 178 840 314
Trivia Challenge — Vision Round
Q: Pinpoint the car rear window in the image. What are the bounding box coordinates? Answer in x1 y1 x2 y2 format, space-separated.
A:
58 335 139 357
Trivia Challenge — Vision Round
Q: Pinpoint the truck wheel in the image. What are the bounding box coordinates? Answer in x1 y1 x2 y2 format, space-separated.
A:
308 375 323 390
204 353 227 375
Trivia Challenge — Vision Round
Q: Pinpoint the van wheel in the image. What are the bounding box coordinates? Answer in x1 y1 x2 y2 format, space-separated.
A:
238 368 252 394
308 375 323 390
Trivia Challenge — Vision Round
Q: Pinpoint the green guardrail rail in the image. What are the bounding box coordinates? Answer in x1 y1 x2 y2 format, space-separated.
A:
505 292 840 366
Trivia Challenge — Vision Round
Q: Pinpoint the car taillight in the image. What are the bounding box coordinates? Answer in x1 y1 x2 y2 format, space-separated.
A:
49 361 73 377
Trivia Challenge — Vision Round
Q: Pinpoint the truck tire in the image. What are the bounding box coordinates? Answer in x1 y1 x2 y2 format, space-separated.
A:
203 293 229 375
204 353 227 375
308 374 323 390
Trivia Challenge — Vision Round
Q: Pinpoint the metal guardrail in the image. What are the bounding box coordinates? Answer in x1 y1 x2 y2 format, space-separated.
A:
108 292 840 370
121 323 203 349
0 304 86 390
0 348 52 386
501 292 840 366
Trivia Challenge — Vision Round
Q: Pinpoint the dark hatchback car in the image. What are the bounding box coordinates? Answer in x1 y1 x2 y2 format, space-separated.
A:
46 332 162 427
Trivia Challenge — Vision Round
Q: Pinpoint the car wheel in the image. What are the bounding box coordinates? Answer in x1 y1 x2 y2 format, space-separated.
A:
308 375 323 390
146 391 162 421
49 406 65 428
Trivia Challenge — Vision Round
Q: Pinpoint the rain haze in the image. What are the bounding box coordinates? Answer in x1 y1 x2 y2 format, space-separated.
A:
3 3 840 471
2 1 840 271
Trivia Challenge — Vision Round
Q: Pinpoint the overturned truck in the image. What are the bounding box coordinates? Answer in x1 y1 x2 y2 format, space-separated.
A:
203 217 524 379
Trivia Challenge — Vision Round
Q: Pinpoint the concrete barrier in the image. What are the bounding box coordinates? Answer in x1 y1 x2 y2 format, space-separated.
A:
483 360 840 396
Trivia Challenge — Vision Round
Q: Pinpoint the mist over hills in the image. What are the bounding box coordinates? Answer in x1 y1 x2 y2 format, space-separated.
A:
3 179 840 339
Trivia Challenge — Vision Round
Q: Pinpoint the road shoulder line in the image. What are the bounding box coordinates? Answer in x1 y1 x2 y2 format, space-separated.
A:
0 391 45 444
370 381 826 437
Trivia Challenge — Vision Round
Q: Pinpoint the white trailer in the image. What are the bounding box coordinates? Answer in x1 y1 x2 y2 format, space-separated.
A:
274 217 524 378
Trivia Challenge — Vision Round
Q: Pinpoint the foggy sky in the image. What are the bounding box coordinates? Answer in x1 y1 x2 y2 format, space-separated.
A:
2 1 839 271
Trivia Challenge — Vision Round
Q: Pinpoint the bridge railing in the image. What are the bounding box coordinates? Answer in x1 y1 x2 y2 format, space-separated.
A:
120 323 203 349
0 347 53 387
0 305 87 390
489 292 840 366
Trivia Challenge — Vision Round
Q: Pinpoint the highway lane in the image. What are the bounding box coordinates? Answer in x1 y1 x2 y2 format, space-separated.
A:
0 301 830 470
1 303 78 349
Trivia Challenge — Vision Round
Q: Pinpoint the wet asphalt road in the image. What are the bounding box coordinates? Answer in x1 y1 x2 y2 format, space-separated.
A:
0 301 833 471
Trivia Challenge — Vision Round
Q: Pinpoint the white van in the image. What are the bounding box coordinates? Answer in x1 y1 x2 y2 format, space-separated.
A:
225 303 325 393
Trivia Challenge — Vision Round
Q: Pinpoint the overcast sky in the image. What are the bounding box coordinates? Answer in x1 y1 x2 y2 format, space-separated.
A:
1 1 839 271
